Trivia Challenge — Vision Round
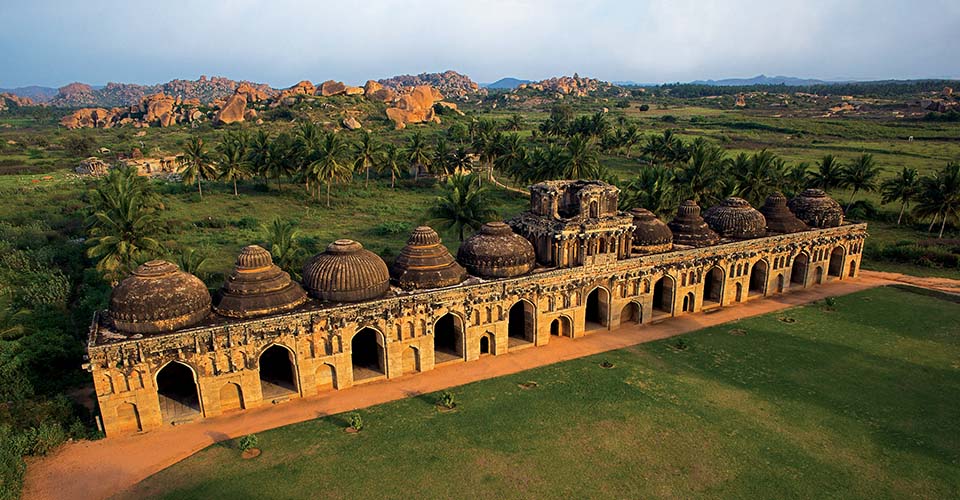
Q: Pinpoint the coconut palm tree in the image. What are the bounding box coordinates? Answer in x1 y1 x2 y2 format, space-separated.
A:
734 149 780 206
405 132 431 179
809 154 843 190
506 113 523 131
352 130 381 189
429 173 498 241
562 135 600 179
268 132 297 190
176 247 209 281
783 162 811 197
216 136 249 196
177 136 216 199
432 137 453 179
247 129 272 185
674 139 728 203
0 293 31 340
913 162 960 238
261 218 304 277
840 153 882 210
880 167 922 224
620 165 675 216
86 166 163 281
305 132 352 207
450 146 473 176
379 144 404 188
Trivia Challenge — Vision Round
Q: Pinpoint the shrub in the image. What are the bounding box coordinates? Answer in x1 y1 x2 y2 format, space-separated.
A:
372 221 411 236
237 434 259 452
660 115 677 123
61 135 97 158
825 297 837 308
672 338 689 351
234 216 259 230
349 413 364 431
437 391 456 409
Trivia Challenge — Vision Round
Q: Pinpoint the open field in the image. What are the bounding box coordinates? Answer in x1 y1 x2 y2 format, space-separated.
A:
125 286 960 499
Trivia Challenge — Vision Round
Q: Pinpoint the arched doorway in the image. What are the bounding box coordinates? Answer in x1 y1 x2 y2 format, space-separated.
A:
156 361 201 424
776 274 785 293
682 292 695 312
815 266 824 284
479 335 492 355
259 345 298 399
735 282 743 302
316 363 337 391
549 316 574 337
849 260 857 277
434 313 464 363
402 347 420 374
115 403 142 433
829 247 845 277
352 328 385 381
508 300 536 347
219 383 244 412
621 302 641 325
703 267 724 306
791 254 808 287
749 261 768 297
585 287 609 330
652 276 674 316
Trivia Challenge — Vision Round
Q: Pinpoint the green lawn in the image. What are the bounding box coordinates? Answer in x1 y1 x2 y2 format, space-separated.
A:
127 286 960 499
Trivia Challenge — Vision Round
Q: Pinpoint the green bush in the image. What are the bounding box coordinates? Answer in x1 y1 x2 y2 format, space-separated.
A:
349 413 364 431
437 391 456 409
237 434 259 452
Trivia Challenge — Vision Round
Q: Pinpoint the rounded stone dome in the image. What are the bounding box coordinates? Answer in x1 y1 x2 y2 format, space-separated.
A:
760 192 808 234
456 222 535 279
629 208 673 254
703 197 767 239
390 226 467 290
109 260 211 334
787 189 844 228
214 245 308 318
667 200 720 247
302 239 390 302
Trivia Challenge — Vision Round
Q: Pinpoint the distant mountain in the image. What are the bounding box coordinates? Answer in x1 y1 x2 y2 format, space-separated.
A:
483 77 532 89
0 86 58 103
690 74 843 86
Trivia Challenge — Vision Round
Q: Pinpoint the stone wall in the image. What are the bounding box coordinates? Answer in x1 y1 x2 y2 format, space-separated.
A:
87 223 866 436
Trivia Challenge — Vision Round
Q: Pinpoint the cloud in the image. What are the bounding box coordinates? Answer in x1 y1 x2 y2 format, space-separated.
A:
0 0 957 87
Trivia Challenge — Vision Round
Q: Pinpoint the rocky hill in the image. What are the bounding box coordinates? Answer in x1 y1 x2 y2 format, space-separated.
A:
0 86 58 103
48 76 275 107
378 70 483 99
516 74 618 96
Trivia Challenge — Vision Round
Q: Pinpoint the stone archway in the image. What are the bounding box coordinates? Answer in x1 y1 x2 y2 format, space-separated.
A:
316 363 337 391
479 335 492 355
620 302 641 325
682 292 695 312
829 247 845 277
434 313 465 363
219 383 244 412
402 346 420 374
508 300 536 347
155 361 201 424
703 266 724 306
259 345 298 399
115 402 142 433
776 274 785 293
849 260 857 277
791 253 809 287
352 328 386 381
585 287 610 330
815 266 824 284
749 261 768 296
652 275 675 316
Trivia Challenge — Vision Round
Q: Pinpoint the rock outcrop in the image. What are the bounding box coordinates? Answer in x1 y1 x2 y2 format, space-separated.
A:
516 74 614 97
385 85 443 129
342 116 362 130
214 94 247 125
378 70 483 99
319 80 347 96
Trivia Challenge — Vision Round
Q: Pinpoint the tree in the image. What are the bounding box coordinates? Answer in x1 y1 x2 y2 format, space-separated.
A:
429 173 498 241
783 162 810 197
267 132 297 189
176 247 208 281
86 166 163 282
432 138 452 179
216 134 249 196
177 136 216 199
840 153 881 210
379 144 403 188
674 139 728 203
305 132 352 207
809 154 842 190
0 293 31 340
353 130 381 189
247 129 272 185
620 166 675 216
262 218 304 277
506 113 523 131
405 132 431 179
914 162 960 238
562 135 601 179
880 167 922 224
733 149 782 206
642 129 688 166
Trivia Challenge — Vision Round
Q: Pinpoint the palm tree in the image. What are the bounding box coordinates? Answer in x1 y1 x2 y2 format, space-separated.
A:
620 166 675 216
268 132 297 190
177 136 216 199
405 132 431 179
734 149 780 206
262 218 304 278
809 154 843 190
880 167 922 224
379 144 403 188
176 247 208 281
643 129 688 166
450 146 473 176
840 153 882 210
353 130 381 189
914 162 960 238
86 166 163 282
247 129 272 185
783 162 810 197
494 134 526 180
562 135 600 179
432 137 453 179
506 113 523 131
0 293 31 340
674 139 728 203
429 173 498 241
217 136 249 196
305 132 352 207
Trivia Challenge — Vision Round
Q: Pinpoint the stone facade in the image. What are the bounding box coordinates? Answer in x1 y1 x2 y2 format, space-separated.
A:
86 181 867 436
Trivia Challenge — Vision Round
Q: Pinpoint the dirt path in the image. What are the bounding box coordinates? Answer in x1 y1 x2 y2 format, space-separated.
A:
21 273 934 500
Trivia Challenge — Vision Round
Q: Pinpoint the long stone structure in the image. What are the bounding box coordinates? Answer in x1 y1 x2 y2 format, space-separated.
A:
86 181 866 436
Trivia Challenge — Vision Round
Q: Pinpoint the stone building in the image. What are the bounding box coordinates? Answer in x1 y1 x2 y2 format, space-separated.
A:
86 180 867 436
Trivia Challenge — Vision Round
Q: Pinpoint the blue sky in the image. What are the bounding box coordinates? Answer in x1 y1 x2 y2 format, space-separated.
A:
1 0 958 88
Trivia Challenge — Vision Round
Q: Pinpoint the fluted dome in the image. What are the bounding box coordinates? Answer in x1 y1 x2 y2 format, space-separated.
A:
457 222 535 279
788 189 844 228
703 197 767 239
109 260 211 334
302 239 390 302
629 208 673 254
761 192 809 234
668 200 721 247
391 226 467 290
214 245 308 318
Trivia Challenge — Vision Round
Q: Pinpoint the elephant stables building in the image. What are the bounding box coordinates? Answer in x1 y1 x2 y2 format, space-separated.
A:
86 180 867 436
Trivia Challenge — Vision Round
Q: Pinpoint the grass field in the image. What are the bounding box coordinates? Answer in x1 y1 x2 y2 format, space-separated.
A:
126 286 960 499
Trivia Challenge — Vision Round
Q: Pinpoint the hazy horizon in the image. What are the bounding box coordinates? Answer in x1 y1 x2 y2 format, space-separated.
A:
2 0 958 89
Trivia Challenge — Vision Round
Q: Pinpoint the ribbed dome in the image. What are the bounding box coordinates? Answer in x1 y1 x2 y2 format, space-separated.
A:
456 222 535 279
703 197 767 239
787 189 844 228
668 200 720 247
629 208 673 254
109 260 211 334
390 226 467 290
302 239 390 302
214 245 308 318
761 192 809 234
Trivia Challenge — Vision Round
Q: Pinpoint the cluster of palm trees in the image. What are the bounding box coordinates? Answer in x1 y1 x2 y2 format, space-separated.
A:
886 162 960 238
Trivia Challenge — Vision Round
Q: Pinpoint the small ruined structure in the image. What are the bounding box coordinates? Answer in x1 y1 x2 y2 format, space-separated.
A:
76 157 111 176
703 197 767 240
87 180 866 436
119 156 179 176
761 192 808 234
788 189 845 228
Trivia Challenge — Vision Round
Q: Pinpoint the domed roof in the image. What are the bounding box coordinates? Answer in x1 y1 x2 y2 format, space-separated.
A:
760 192 808 234
302 239 390 302
390 226 467 290
109 260 211 334
456 222 535 279
787 189 844 228
629 208 673 253
703 197 767 239
214 245 308 318
667 200 721 247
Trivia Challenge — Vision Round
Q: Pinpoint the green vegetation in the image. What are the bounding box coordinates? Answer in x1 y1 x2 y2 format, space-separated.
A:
126 287 960 499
